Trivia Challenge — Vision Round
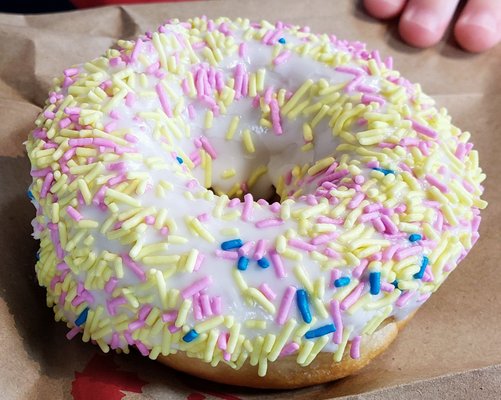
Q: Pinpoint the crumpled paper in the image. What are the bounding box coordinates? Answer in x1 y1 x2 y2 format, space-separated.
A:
1 0 500 399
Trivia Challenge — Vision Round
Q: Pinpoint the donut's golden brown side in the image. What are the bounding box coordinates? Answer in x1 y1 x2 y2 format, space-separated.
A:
158 314 413 389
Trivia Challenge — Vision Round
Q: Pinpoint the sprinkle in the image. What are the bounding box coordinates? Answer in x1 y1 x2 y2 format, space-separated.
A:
269 250 286 279
75 307 89 327
340 282 365 311
372 167 395 175
409 233 422 242
122 254 146 281
296 289 312 323
369 271 381 295
414 256 429 279
237 256 249 271
255 218 284 228
350 336 362 359
409 119 438 139
183 329 199 343
176 156 184 164
181 276 213 299
221 238 244 250
334 277 350 288
257 257 270 268
278 37 286 44
259 283 277 301
276 286 296 325
305 324 336 339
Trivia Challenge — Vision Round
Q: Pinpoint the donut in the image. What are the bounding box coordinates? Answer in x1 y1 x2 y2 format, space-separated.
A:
26 17 487 389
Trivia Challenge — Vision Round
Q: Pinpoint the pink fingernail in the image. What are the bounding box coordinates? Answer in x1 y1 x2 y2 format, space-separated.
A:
460 12 497 33
405 7 440 32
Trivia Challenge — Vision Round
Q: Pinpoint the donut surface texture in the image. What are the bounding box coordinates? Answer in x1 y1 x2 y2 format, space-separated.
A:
26 17 487 388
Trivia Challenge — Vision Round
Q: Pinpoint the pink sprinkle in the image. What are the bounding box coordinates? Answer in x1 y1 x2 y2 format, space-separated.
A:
122 254 146 281
193 294 203 320
269 99 283 135
130 38 142 62
426 175 449 193
217 332 228 350
359 211 379 223
357 84 377 94
330 269 341 288
280 342 299 357
352 259 369 279
104 277 118 294
234 63 245 99
259 283 277 301
311 232 338 246
187 104 196 119
144 215 155 225
255 217 284 228
288 238 316 252
335 66 363 76
64 67 79 77
162 311 178 322
106 297 127 316
138 305 152 321
324 248 340 259
394 246 422 261
200 294 212 317
40 172 54 198
168 324 182 334
273 50 291 66
66 327 81 340
197 213 210 222
215 71 224 92
380 282 395 292
276 286 297 325
181 275 213 299
200 136 217 159
44 110 55 119
193 253 205 272
215 249 239 260
238 240 255 257
380 215 398 235
348 192 365 209
129 320 145 332
317 216 344 225
155 83 173 117
409 119 438 139
350 336 362 359
135 341 149 356
241 193 254 221
110 332 120 349
455 142 467 160
238 42 247 58
270 250 286 278
253 239 267 260
211 296 222 315
330 299 343 344
66 205 83 221
361 94 385 106
396 291 413 307
340 282 365 311
59 117 71 129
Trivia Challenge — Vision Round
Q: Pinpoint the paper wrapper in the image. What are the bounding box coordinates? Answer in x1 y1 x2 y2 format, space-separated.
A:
1 0 500 398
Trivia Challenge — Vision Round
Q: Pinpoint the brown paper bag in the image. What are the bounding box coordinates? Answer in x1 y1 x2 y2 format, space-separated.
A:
1 1 500 398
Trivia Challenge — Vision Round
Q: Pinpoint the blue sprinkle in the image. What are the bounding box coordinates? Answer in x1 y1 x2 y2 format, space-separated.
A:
221 239 243 250
27 190 35 200
296 289 312 323
182 329 199 343
334 277 350 288
414 256 429 280
237 256 249 271
257 257 270 268
372 167 395 175
176 156 184 164
305 323 336 339
369 271 381 295
392 279 399 289
409 233 422 242
278 37 286 44
75 307 89 327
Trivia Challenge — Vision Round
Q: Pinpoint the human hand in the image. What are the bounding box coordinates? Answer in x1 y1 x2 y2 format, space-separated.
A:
363 0 500 52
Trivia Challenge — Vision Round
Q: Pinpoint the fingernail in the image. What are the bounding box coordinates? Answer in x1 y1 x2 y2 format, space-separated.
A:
460 11 497 33
404 7 440 32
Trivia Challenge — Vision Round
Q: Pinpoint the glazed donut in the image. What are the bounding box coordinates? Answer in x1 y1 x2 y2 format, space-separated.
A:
27 17 487 389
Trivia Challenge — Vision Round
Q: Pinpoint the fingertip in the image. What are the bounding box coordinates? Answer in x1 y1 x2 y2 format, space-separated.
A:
455 15 500 53
364 0 407 20
399 13 443 48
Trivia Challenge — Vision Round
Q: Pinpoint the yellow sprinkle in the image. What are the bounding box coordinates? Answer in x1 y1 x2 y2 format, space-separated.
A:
161 326 172 356
204 329 219 362
51 203 60 224
293 265 314 293
296 340 315 365
226 116 240 140
307 157 334 176
227 322 241 354
334 325 353 362
363 305 392 335
195 315 225 333
78 219 99 229
221 168 236 179
242 129 255 153
105 188 140 207
232 269 248 292
247 165 268 188
175 299 192 327
246 287 276 314
256 68 266 92
250 336 264 366
142 255 180 265
244 320 267 329
77 179 92 205
281 79 314 116
186 216 215 243
204 110 214 129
